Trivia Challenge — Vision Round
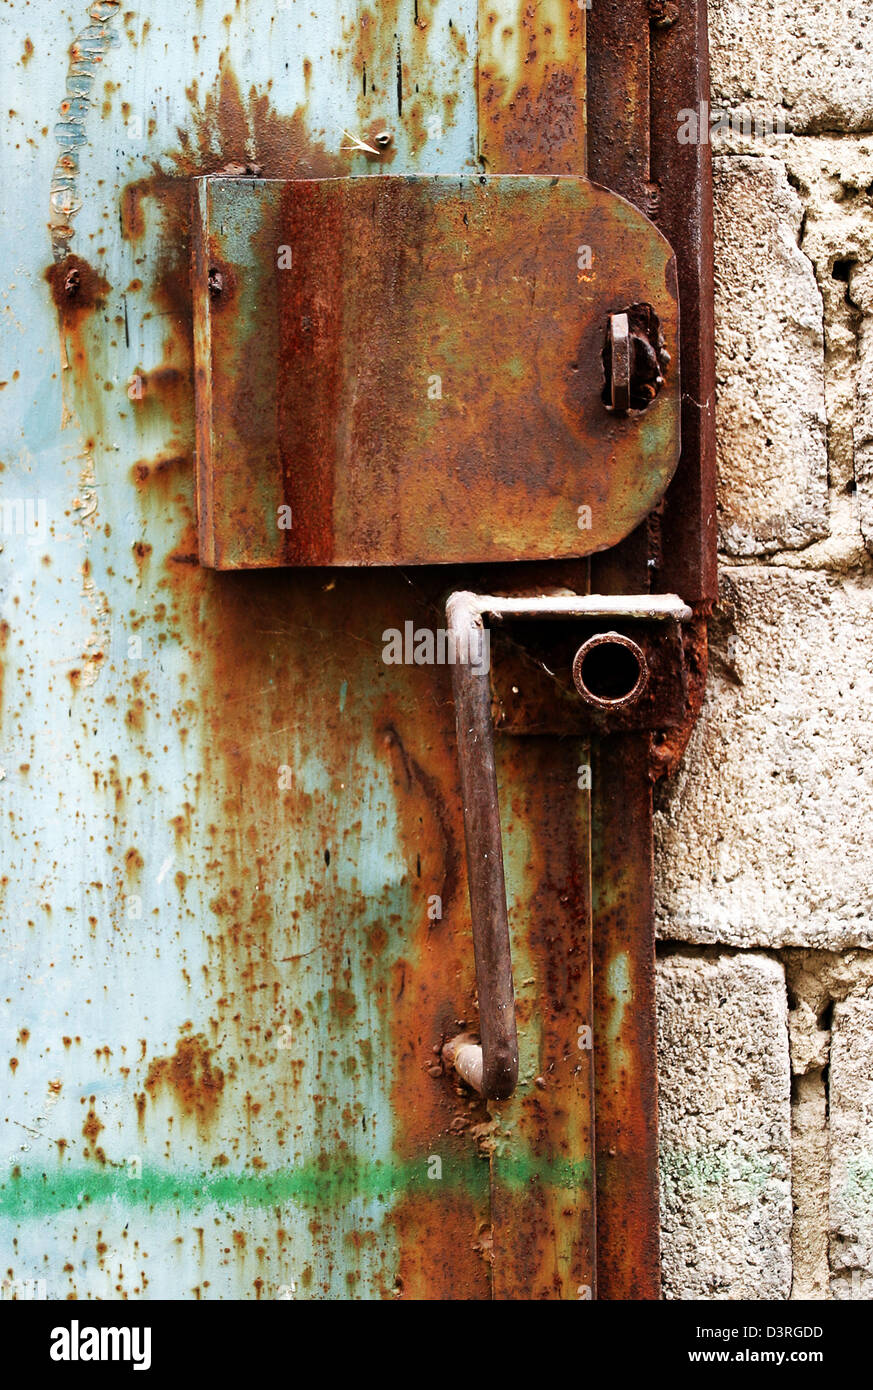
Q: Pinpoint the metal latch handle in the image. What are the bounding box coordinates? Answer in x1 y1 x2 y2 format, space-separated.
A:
443 590 691 1101
444 591 519 1100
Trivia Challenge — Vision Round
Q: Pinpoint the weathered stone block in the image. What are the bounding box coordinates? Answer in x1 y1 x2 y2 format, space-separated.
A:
714 156 827 554
829 988 873 1298
709 0 873 134
658 951 792 1299
655 568 873 950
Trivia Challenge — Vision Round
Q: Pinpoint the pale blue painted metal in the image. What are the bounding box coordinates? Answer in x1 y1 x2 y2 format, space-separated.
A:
1 0 483 1300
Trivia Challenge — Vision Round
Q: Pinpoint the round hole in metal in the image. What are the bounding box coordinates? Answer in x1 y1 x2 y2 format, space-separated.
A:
571 632 648 709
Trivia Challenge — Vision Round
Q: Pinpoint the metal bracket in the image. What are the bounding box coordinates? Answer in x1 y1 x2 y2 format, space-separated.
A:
442 590 690 1100
193 174 680 570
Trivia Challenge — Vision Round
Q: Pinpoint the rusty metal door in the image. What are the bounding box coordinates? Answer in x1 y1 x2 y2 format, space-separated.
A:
1 0 714 1300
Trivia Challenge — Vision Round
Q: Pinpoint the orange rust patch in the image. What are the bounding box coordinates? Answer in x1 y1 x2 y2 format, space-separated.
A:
165 64 340 180
374 699 493 1300
44 254 110 330
124 847 144 877
82 1104 104 1145
366 924 388 956
120 180 147 242
125 697 146 731
132 452 189 485
329 988 357 1020
650 607 710 781
145 1033 225 1121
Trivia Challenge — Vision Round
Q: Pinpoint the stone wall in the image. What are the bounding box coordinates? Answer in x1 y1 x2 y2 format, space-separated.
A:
655 0 873 1298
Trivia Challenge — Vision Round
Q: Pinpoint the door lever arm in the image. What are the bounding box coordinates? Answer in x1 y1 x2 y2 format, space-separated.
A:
442 589 692 1101
443 591 519 1101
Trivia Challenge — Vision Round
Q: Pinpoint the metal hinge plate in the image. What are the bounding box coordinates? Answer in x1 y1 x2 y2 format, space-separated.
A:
193 174 680 569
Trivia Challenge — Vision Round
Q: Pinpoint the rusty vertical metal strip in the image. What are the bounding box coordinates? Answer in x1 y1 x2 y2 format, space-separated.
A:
191 179 216 568
478 0 586 175
586 0 654 593
587 0 716 605
649 0 718 603
591 734 660 1298
192 178 287 570
493 735 596 1299
583 0 717 1297
586 0 661 1299
477 0 595 1301
375 630 495 1303
588 569 663 1294
585 0 652 206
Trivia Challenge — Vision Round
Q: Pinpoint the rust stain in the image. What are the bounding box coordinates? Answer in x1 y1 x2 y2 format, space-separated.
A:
378 685 492 1301
478 0 586 175
44 254 110 330
144 1032 225 1122
124 847 143 878
167 64 339 180
82 1097 106 1165
592 735 660 1298
650 605 711 780
132 452 189 485
120 181 147 242
487 737 595 1298
0 619 8 723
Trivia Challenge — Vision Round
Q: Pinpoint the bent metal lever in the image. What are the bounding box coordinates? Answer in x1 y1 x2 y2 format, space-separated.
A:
443 591 519 1100
442 589 692 1101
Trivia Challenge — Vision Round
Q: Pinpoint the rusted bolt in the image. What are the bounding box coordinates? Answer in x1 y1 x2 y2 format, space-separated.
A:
650 0 680 27
607 312 631 413
604 303 670 413
208 267 223 297
572 632 649 709
63 267 81 298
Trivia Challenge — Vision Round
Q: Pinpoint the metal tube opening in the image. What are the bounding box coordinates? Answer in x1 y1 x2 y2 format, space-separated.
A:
572 632 648 709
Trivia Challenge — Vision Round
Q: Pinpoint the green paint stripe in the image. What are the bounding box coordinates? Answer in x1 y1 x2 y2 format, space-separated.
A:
1 1156 592 1218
